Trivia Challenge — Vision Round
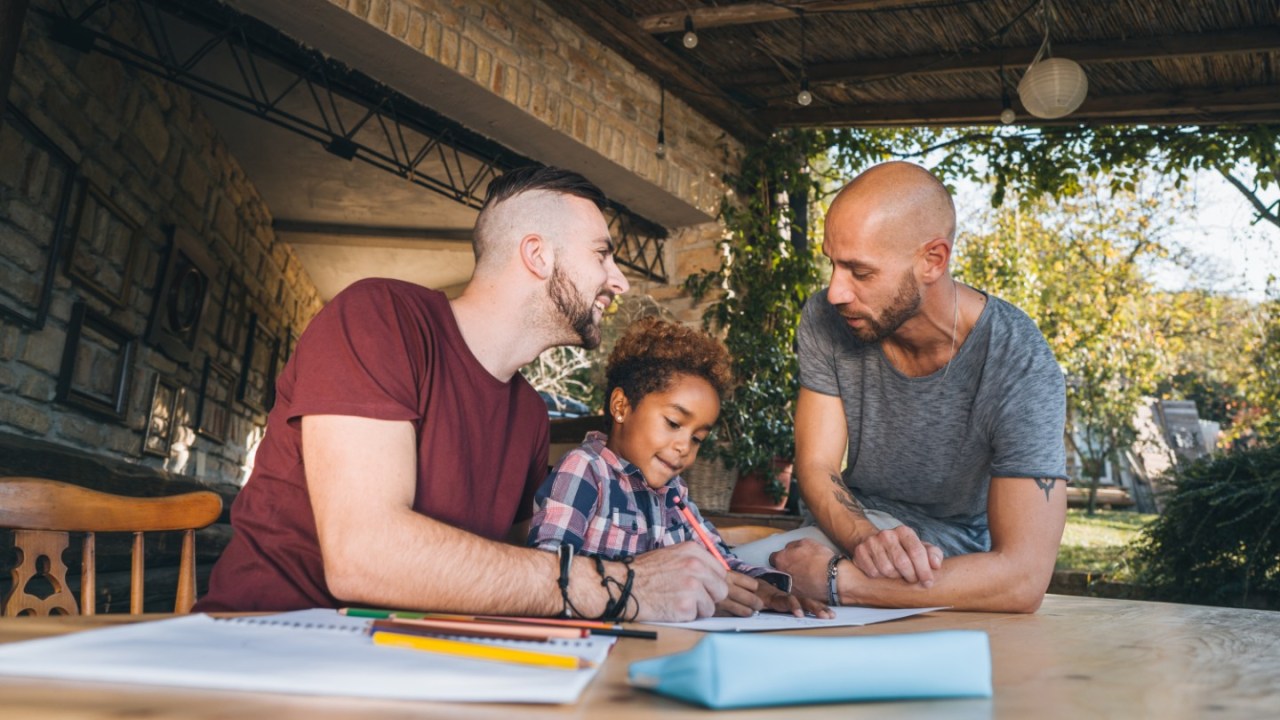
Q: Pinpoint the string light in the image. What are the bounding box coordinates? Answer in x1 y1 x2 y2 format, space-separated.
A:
999 62 1015 124
682 15 698 49
655 84 667 159
796 10 811 106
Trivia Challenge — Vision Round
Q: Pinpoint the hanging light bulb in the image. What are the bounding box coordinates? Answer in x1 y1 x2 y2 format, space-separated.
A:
682 15 698 49
656 128 667 159
1000 84 1016 124
797 78 813 106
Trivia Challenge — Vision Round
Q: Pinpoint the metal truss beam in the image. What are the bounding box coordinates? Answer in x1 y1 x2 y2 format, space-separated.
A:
38 0 668 282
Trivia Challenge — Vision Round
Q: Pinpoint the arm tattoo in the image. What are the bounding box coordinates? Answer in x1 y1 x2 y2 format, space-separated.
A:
828 473 868 520
1034 477 1058 502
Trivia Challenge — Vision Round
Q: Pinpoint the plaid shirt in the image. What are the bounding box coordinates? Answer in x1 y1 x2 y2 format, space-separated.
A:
529 432 790 591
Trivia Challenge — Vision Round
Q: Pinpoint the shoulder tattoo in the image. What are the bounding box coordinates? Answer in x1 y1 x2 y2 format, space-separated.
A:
1034 477 1059 502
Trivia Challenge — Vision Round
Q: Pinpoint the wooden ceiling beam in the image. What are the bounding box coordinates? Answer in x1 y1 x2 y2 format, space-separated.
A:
724 27 1280 87
542 0 769 142
637 1 933 33
759 85 1280 127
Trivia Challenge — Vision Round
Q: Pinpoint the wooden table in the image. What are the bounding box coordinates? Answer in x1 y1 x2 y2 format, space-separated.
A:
0 595 1276 719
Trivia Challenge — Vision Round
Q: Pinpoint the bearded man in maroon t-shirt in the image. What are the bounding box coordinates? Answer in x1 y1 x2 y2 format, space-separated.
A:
197 167 727 620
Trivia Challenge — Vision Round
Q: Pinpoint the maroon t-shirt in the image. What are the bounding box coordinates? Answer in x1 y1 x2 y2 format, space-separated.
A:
196 279 549 611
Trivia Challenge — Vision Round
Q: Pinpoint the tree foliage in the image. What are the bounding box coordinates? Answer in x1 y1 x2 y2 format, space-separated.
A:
951 181 1167 513
826 124 1280 231
1154 291 1269 442
1244 287 1280 444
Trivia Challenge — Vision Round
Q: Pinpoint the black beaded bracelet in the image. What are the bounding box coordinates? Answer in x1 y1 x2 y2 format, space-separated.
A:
591 555 637 621
827 553 850 607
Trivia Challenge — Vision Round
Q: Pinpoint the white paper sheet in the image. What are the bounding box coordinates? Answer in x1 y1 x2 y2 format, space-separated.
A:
644 605 947 632
0 609 615 704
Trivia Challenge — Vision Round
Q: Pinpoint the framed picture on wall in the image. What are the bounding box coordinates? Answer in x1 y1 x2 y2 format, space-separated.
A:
215 272 248 354
64 181 141 308
56 301 137 421
142 374 181 457
238 312 280 414
0 107 76 330
196 356 235 444
147 226 218 365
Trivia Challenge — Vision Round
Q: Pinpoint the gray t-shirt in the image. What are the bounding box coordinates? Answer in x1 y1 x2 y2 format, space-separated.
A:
797 288 1067 555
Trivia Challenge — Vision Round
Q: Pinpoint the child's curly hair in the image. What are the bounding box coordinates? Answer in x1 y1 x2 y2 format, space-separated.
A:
605 317 733 419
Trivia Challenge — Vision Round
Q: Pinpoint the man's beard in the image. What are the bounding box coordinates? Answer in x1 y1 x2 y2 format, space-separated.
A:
847 270 921 343
548 263 603 350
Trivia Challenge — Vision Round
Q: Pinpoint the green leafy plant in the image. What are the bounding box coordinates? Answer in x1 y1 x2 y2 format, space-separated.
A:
685 131 826 501
1133 443 1280 609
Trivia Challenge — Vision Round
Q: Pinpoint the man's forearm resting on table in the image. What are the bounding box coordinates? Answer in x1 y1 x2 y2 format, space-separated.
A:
833 547 1048 613
788 475 1067 613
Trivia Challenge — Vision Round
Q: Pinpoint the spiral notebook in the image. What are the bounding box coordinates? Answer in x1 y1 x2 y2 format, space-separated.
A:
0 609 615 704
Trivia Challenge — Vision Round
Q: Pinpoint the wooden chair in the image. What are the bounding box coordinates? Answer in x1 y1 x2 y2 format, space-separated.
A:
0 476 223 616
716 524 784 548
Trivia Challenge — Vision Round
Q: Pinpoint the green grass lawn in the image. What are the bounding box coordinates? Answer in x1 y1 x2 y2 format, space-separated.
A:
1056 509 1156 582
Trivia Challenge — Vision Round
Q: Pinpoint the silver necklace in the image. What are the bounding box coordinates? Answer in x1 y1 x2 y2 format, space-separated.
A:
941 279 959 380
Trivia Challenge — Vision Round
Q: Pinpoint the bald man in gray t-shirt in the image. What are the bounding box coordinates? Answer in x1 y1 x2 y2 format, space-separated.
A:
766 162 1069 613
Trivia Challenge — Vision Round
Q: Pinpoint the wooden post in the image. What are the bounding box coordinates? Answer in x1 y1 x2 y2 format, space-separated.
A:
0 0 30 113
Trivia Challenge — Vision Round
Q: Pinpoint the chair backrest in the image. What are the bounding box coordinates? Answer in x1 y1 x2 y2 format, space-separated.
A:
0 476 223 616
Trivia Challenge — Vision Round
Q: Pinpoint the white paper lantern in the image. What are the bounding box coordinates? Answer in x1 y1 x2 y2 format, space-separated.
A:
1017 57 1088 119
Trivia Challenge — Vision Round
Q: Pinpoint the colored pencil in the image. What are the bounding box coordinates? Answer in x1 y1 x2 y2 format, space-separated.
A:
674 496 732 570
377 617 586 641
405 613 659 640
371 631 593 670
340 607 397 619
414 612 617 631
369 619 556 643
340 608 658 640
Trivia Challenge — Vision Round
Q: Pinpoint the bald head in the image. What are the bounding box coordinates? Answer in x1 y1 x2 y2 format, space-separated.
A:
828 162 956 258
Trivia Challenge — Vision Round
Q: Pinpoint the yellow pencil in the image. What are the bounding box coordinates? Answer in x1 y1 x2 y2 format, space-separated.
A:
371 630 594 670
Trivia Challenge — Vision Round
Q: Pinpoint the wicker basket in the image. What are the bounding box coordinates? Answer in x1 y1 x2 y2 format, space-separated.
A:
682 457 738 514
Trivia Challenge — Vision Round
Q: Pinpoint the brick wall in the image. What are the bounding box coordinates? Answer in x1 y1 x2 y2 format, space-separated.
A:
0 1 322 488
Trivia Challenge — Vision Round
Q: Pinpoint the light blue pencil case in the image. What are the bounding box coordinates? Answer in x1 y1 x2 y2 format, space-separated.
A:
628 630 992 709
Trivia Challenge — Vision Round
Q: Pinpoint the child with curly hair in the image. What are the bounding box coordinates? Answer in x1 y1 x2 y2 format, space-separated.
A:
529 317 831 618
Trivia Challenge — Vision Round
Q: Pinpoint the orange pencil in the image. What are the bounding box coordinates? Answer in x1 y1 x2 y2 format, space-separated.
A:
674 496 731 570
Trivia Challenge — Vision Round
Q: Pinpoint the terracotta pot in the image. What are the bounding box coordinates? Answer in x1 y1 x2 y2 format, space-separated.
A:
728 459 792 514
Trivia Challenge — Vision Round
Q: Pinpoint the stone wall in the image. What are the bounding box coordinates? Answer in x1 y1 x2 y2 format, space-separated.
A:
0 1 322 489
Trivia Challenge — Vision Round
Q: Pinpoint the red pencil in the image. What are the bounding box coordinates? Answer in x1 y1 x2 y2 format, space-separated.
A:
674 496 731 570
